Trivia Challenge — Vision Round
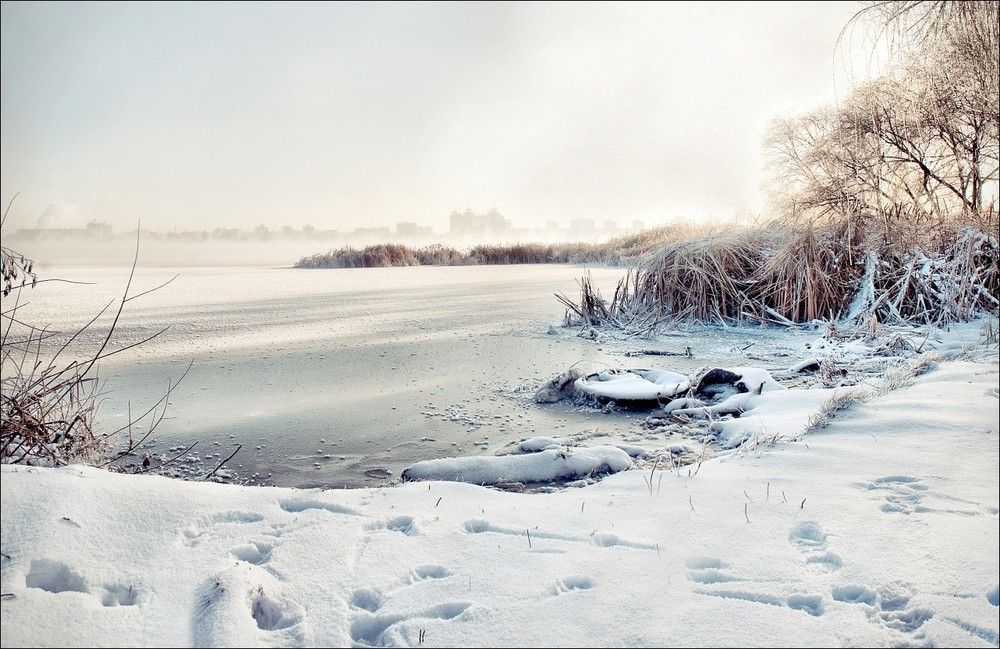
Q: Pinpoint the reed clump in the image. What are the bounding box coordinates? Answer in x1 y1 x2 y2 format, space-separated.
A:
297 243 421 268
635 228 774 325
754 219 866 324
414 244 466 266
860 226 999 325
2 201 193 474
468 243 561 265
2 212 103 465
563 215 998 329
1 247 175 468
293 223 718 269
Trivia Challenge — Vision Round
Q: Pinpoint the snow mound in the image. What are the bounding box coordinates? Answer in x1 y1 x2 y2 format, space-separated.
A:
574 368 690 402
401 445 633 485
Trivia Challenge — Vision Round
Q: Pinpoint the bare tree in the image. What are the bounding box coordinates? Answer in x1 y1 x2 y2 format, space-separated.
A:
765 0 999 231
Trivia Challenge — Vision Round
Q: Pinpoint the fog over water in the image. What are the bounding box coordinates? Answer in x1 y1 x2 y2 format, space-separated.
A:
13 263 815 488
1 2 867 234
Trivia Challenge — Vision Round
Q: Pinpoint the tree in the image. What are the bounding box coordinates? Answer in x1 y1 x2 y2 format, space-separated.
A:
765 0 999 229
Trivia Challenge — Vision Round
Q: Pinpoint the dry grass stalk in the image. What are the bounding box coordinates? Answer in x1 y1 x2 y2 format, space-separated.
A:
754 219 864 323
2 219 195 472
636 229 769 325
981 315 999 346
804 387 871 434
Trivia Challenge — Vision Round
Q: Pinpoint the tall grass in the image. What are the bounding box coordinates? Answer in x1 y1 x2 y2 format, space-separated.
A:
297 243 421 268
635 228 772 325
564 216 998 329
294 223 719 269
755 219 864 323
2 203 194 473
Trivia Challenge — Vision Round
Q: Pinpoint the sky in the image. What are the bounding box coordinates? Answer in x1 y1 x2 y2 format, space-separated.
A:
2 320 997 647
0 1 873 236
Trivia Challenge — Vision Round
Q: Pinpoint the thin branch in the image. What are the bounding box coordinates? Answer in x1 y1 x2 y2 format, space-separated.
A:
205 445 242 480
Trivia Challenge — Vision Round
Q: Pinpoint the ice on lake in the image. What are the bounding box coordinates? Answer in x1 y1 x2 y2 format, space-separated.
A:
12 262 835 488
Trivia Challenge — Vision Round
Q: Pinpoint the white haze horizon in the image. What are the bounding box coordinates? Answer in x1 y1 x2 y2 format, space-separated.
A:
1 1 879 237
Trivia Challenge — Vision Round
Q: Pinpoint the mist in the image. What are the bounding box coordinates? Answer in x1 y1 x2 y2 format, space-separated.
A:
2 1 868 237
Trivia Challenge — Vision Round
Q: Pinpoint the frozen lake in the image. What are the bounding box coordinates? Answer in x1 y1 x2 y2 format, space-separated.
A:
10 262 816 488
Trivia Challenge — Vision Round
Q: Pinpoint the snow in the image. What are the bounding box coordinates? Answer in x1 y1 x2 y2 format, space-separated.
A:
2 323 999 647
573 368 690 401
401 445 633 485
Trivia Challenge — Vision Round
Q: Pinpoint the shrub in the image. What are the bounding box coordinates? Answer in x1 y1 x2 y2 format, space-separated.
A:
1 206 183 470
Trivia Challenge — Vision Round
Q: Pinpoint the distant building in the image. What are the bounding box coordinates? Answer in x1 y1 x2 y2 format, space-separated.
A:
85 221 112 239
211 228 247 241
449 208 511 237
14 220 113 240
396 222 419 237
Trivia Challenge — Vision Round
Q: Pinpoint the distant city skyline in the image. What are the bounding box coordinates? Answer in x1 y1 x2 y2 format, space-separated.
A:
10 207 648 246
2 1 874 236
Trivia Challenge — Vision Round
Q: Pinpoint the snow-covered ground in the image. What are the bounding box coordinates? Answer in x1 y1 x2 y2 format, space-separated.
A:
2 351 997 647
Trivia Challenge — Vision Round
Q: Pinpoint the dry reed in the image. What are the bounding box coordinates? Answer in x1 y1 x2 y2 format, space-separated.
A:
561 216 998 330
2 210 192 472
293 223 719 270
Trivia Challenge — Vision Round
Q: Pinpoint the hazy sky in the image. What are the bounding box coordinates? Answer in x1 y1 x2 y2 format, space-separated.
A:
1 1 871 234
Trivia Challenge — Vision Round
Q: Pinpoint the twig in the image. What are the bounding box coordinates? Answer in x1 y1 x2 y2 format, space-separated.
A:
624 348 694 357
132 442 199 474
125 273 179 303
205 444 241 480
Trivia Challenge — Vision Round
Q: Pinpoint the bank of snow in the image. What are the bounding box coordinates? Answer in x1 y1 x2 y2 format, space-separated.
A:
2 338 998 647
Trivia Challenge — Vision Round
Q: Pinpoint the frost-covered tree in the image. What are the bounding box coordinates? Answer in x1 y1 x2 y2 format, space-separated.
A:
764 0 999 225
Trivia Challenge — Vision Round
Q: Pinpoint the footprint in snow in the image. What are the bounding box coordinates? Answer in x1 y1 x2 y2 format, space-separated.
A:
179 510 265 548
24 558 143 607
192 562 314 648
347 567 469 647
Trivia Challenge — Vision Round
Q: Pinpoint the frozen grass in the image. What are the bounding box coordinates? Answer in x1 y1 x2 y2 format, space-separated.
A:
2 204 192 475
293 223 719 269
564 216 999 330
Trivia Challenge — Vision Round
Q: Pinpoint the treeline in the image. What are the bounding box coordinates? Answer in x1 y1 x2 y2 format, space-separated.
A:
764 1 997 227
